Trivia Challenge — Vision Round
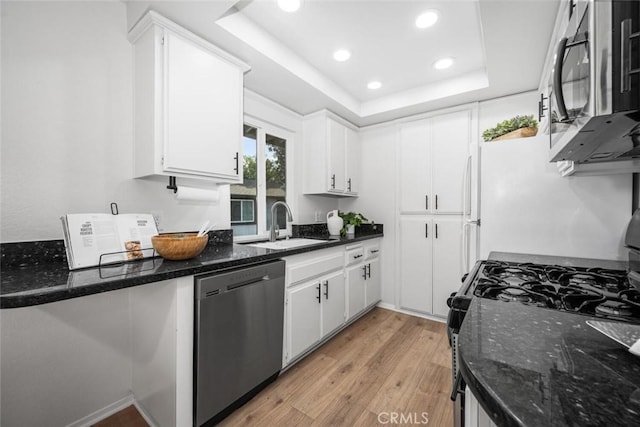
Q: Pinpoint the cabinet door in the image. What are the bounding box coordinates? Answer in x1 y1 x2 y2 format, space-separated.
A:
345 127 360 195
328 118 346 192
399 216 433 314
346 264 367 320
164 32 242 179
430 110 470 214
432 217 464 317
287 281 322 361
321 271 346 337
399 120 431 213
365 258 381 307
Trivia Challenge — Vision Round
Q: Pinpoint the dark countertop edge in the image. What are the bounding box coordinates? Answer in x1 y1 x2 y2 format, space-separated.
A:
458 329 523 427
1 233 382 309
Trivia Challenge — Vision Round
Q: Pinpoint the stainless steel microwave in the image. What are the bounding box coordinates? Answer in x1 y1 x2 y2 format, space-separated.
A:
549 0 639 164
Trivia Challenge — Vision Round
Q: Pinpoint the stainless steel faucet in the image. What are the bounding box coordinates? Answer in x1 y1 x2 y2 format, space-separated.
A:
269 201 293 242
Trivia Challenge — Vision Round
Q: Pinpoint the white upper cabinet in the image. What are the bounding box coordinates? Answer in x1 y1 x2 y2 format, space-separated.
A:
303 111 360 196
345 127 361 195
128 11 250 183
399 109 471 214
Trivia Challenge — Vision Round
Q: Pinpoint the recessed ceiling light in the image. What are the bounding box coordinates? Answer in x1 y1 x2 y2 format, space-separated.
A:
416 10 439 29
367 81 382 90
277 0 301 13
433 57 454 70
333 49 351 62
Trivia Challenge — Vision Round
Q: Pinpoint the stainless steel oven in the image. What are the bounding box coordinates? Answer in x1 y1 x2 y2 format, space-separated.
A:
549 0 640 164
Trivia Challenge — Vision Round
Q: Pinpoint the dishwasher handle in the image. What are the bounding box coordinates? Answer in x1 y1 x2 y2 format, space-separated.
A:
196 261 285 300
227 275 270 291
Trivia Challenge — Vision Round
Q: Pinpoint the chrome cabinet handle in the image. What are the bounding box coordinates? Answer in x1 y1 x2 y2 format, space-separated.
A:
234 152 239 174
316 283 321 303
347 178 352 192
323 280 329 299
435 223 438 239
425 195 429 210
331 174 336 189
435 194 438 210
425 223 428 238
362 265 367 280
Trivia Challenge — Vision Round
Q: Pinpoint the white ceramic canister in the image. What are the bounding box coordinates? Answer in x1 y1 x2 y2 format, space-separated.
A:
327 210 343 236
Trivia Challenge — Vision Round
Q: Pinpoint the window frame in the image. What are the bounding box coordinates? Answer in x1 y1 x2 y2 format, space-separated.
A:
232 117 295 243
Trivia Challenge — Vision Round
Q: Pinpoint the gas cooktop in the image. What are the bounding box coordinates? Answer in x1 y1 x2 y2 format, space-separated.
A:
470 260 640 323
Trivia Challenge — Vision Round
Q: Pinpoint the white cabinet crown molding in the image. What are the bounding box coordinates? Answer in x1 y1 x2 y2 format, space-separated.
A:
128 10 250 73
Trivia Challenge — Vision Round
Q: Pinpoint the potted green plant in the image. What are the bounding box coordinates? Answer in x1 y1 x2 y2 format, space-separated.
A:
339 211 368 236
482 114 538 142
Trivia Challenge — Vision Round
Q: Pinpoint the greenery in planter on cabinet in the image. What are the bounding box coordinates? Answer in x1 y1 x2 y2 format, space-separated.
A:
482 114 538 141
339 211 367 236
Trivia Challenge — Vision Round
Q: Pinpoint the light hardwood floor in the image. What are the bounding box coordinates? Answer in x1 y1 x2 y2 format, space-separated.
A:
220 307 453 427
95 308 453 427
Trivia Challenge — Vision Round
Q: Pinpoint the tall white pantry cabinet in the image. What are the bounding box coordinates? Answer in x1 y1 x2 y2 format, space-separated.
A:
398 107 476 317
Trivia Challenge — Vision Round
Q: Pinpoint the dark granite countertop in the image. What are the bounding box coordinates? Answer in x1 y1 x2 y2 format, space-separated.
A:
459 252 640 426
1 225 382 309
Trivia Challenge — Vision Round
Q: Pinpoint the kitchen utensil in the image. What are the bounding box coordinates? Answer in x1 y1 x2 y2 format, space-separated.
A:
152 233 208 260
197 221 210 237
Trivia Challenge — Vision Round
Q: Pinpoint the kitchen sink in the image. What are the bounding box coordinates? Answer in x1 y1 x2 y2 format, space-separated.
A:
244 238 329 250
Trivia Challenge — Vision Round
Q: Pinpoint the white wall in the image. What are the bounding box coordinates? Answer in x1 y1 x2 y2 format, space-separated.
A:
340 125 396 306
478 91 632 260
1 289 133 426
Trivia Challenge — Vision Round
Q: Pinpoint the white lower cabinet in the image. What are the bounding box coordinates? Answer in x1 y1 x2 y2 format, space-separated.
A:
399 216 463 317
346 262 366 320
284 248 346 364
365 257 381 307
287 280 323 362
284 239 382 366
345 240 382 320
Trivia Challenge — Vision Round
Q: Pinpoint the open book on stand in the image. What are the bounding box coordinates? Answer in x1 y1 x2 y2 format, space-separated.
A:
61 213 159 270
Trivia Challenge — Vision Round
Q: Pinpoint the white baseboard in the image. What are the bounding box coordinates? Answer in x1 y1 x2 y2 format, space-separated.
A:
134 400 158 427
376 302 446 323
66 394 135 427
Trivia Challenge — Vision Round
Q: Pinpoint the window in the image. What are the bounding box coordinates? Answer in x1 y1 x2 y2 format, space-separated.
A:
231 123 289 239
230 199 255 223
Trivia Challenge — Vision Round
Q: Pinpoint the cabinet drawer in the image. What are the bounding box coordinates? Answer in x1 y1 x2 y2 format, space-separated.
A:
345 246 364 266
286 252 344 286
364 244 380 260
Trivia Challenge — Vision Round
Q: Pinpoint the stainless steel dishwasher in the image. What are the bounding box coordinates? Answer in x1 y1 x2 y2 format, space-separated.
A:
194 260 285 426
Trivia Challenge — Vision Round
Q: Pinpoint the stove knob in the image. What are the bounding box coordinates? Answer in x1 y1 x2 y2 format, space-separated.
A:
461 273 469 283
446 292 457 308
450 295 472 310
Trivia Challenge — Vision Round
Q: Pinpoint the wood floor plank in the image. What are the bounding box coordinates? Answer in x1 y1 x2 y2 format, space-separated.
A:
92 405 148 427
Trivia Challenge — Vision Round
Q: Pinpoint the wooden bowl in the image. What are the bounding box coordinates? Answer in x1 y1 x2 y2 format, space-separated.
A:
151 233 208 261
